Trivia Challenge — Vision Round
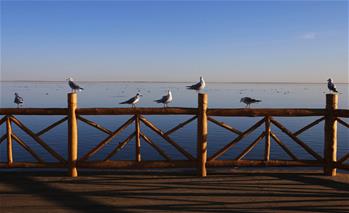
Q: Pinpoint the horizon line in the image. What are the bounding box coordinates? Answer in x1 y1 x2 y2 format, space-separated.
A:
0 80 348 84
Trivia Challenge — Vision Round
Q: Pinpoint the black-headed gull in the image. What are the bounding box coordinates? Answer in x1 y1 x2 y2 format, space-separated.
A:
120 93 143 108
155 90 173 107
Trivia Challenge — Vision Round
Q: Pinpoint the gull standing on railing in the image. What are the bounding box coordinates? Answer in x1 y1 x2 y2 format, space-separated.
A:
120 93 143 108
67 77 84 93
327 78 338 93
155 90 173 108
14 93 24 108
240 97 261 108
186 76 206 92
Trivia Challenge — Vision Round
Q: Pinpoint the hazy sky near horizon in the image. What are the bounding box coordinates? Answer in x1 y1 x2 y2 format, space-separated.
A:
1 1 348 83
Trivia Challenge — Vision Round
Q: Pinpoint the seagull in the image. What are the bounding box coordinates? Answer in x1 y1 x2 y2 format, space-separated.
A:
240 97 261 108
120 93 143 108
14 93 24 108
327 78 338 93
66 77 84 93
155 90 173 107
186 76 205 92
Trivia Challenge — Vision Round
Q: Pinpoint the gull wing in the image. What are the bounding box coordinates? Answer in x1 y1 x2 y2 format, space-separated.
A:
155 94 169 103
69 80 83 90
120 96 137 104
186 82 201 90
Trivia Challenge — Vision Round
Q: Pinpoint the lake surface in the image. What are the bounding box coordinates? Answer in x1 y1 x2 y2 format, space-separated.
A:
1 81 348 163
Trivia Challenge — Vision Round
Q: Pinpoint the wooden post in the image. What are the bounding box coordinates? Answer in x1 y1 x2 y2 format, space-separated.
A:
6 116 13 166
135 114 141 162
68 93 78 177
264 116 271 161
324 94 338 176
197 93 208 177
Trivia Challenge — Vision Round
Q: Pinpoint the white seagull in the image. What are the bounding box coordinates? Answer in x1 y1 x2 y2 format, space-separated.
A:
240 97 261 108
14 93 24 108
155 90 173 107
186 76 205 92
120 93 143 108
66 77 84 93
327 78 338 93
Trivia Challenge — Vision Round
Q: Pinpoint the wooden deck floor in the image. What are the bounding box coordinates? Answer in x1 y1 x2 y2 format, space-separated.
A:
1 169 349 213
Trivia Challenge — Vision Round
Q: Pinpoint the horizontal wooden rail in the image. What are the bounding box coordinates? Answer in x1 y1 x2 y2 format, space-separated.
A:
335 110 349 117
335 163 349 170
1 108 349 118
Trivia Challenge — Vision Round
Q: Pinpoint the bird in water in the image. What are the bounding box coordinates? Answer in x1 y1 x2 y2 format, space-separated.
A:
327 78 338 93
120 93 143 108
155 90 173 108
14 93 24 108
66 77 84 93
186 76 205 92
240 97 261 108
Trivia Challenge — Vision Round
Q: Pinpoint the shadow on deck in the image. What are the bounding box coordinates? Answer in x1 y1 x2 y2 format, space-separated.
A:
1 169 349 212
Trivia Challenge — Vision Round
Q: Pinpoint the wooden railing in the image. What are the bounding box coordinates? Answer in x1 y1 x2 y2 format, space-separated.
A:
0 93 348 177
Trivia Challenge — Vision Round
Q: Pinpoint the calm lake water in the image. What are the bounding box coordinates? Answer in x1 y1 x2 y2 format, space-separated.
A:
1 81 348 163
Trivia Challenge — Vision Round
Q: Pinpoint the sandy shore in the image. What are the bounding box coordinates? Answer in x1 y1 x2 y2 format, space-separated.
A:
1 169 349 212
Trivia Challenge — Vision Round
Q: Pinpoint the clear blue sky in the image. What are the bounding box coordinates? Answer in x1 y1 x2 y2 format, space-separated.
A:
1 0 348 82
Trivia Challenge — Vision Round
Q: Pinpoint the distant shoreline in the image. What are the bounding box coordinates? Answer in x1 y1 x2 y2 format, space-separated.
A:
1 80 348 84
